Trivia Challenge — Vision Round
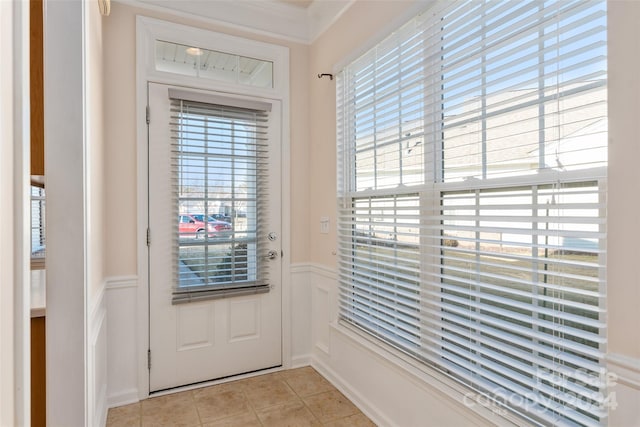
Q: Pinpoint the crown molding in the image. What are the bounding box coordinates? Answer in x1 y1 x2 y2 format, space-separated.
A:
120 0 354 45
307 0 354 43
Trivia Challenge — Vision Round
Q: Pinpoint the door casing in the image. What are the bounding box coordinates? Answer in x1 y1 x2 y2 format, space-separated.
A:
135 16 292 399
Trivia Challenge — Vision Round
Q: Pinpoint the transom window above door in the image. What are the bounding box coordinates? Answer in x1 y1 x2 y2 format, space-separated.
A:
155 40 274 88
138 16 289 97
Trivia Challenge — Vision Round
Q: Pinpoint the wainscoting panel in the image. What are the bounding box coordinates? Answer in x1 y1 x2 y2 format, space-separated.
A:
312 281 330 355
290 264 312 366
106 276 139 408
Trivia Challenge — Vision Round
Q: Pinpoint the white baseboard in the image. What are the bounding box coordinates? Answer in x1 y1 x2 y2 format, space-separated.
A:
107 389 140 409
94 384 108 427
311 355 394 427
291 353 311 369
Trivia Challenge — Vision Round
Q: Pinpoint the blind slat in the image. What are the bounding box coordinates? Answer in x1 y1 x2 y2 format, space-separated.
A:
337 1 607 425
170 97 271 299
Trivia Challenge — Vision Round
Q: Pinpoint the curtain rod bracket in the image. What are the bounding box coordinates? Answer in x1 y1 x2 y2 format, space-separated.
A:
318 73 334 80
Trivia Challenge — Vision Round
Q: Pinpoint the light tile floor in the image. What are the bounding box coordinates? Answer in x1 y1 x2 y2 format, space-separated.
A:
106 367 376 427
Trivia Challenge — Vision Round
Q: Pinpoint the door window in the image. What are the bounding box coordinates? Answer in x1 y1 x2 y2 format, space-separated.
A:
169 90 273 302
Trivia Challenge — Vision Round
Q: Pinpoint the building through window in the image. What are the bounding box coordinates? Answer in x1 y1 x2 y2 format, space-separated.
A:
337 1 608 425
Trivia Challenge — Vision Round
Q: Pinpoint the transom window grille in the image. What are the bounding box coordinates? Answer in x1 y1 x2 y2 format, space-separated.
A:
156 40 274 89
337 1 607 426
169 90 271 303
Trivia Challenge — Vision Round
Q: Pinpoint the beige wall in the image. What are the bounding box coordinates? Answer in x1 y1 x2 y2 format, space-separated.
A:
103 3 136 276
308 0 416 267
103 2 310 277
607 1 640 361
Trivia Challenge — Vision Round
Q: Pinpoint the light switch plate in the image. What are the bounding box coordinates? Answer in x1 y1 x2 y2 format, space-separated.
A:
320 216 330 234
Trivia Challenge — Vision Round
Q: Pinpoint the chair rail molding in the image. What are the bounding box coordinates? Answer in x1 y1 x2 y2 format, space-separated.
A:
105 275 138 290
607 353 640 390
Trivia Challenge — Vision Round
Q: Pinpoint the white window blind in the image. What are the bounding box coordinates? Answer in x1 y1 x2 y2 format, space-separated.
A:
337 1 607 426
169 93 272 303
31 185 46 265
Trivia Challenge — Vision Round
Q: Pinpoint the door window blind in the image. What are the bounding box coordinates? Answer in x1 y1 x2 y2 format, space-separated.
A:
169 92 272 303
337 1 607 425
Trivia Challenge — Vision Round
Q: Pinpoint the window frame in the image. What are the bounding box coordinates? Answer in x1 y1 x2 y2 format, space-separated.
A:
336 1 608 425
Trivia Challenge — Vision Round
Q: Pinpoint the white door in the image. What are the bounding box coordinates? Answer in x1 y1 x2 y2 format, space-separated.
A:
148 82 282 392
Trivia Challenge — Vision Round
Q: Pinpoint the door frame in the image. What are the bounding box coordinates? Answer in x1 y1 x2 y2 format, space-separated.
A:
0 0 30 424
135 16 292 399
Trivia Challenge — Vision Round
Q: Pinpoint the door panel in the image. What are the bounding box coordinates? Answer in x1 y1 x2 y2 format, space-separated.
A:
148 83 282 392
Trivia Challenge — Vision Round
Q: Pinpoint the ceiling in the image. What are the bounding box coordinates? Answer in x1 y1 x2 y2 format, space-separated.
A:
130 0 354 44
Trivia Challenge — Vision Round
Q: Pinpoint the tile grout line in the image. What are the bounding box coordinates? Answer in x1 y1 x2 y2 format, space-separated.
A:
284 370 360 426
292 370 364 425
239 378 267 427
260 374 304 425
281 372 325 425
192 381 265 427
190 389 204 427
